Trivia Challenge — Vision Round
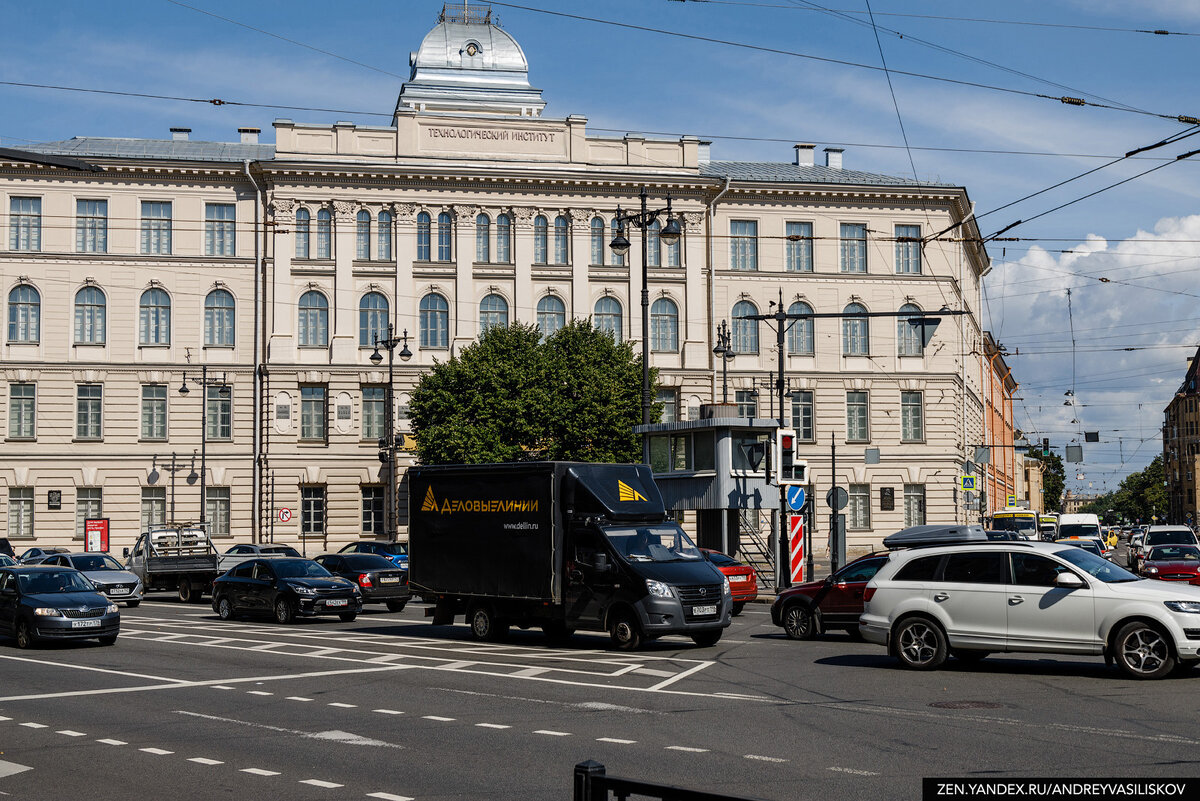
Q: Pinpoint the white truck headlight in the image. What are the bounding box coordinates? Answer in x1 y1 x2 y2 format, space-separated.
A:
645 579 673 598
1165 601 1200 614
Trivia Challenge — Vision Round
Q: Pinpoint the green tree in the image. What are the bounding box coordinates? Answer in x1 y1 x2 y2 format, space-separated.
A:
409 320 655 465
1079 455 1167 523
1026 447 1065 512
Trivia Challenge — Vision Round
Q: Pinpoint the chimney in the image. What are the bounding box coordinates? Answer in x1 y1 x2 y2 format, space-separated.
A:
238 127 261 144
170 127 191 141
697 141 711 164
824 147 844 169
793 143 815 166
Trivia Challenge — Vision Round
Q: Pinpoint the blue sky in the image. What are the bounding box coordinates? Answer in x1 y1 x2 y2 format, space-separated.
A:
4 0 1199 496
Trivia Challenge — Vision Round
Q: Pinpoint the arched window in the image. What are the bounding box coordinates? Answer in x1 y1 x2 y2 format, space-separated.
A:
298 291 329 347
416 211 431 260
420 293 449 348
898 303 925 356
650 298 679 352
731 300 759 354
533 215 548 265
536 295 565 338
139 288 171 346
787 301 815 355
479 293 508 334
437 212 453 261
359 292 389 347
496 213 512 263
295 208 311 259
316 208 332 259
7 284 39 343
475 214 490 263
842 302 869 356
204 289 235 347
590 217 606 266
74 286 106 344
647 219 662 267
593 296 622 341
377 211 393 260
554 215 570 264
611 219 626 266
356 210 371 260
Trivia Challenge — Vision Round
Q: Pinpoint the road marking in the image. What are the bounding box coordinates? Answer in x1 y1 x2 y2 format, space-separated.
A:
140 748 174 755
744 755 787 763
534 730 572 737
829 766 880 776
97 739 127 746
300 779 343 788
367 794 415 801
0 761 31 779
19 723 46 729
666 746 709 753
373 709 404 715
213 685 236 690
0 653 188 685
287 696 314 702
596 737 637 744
241 768 281 776
175 711 404 750
55 730 87 737
476 723 511 729
632 667 675 678
188 758 224 766
247 691 273 696
422 715 455 722
647 661 713 692
0 716 10 721
328 702 357 708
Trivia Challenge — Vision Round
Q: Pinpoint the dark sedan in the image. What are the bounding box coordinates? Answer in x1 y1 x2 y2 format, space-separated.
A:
0 566 120 648
211 558 362 624
314 553 411 612
770 553 889 639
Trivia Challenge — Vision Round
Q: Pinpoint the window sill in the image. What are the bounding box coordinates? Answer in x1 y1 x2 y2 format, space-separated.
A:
73 342 107 347
138 344 171 349
6 341 39 346
298 439 329 446
203 344 235 350
138 438 168 444
5 437 35 443
72 438 103 443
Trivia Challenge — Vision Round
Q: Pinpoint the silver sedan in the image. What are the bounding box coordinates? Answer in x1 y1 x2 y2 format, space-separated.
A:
41 552 143 607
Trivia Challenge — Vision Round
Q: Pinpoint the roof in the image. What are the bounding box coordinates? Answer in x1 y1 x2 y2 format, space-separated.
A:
701 160 954 188
17 137 276 163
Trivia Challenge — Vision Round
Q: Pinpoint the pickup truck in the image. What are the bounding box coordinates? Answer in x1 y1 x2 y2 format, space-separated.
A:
124 526 221 603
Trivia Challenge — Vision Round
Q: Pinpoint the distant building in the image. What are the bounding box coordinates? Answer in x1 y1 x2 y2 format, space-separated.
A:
1164 346 1200 525
980 333 1019 517
1062 489 1101 515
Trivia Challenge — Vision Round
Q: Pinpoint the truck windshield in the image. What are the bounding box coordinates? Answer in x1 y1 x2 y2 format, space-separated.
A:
990 515 1036 535
605 526 702 563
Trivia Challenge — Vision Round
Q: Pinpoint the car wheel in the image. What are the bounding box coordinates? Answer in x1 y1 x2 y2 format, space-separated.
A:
468 605 507 642
338 612 357 623
892 616 947 670
1115 621 1176 680
691 630 723 647
781 604 817 640
608 611 643 651
14 620 34 649
98 634 117 646
216 596 234 621
125 600 141 608
178 579 203 604
731 602 745 617
386 600 407 613
274 597 296 625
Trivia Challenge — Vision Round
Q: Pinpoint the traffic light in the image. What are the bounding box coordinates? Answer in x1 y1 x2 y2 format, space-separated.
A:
378 437 389 463
774 428 808 485
1042 437 1051 457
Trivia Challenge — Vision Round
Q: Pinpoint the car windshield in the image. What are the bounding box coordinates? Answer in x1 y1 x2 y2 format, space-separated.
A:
341 554 397 571
274 561 332 578
1148 531 1195 545
1054 546 1138 583
990 515 1037 534
605 525 702 563
377 543 407 556
706 552 740 567
71 555 124 571
0 556 15 567
17 571 96 594
1060 523 1101 538
1148 546 1200 561
262 546 302 556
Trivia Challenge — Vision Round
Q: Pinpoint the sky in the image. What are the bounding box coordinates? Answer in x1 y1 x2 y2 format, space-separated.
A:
3 0 1199 496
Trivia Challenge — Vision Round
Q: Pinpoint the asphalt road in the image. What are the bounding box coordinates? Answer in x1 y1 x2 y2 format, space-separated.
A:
2 549 1199 801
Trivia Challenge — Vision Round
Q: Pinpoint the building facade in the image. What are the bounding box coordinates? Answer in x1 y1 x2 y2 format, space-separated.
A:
0 4 991 557
980 333 1018 517
1164 347 1200 525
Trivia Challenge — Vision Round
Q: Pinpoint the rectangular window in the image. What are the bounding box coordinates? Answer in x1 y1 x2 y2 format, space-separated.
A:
301 386 327 441
76 384 103 439
76 200 108 253
790 390 814 442
141 384 168 440
9 197 41 251
141 201 173 254
205 203 236 256
904 484 926 527
362 486 384 536
205 487 231 537
9 383 35 439
657 388 679 423
206 385 232 441
901 391 924 442
363 386 385 439
141 487 166 532
301 486 326 537
75 488 102 539
848 483 870 529
846 390 869 442
895 224 921 274
736 389 758 419
840 223 867 273
7 487 33 539
730 220 758 271
786 221 813 272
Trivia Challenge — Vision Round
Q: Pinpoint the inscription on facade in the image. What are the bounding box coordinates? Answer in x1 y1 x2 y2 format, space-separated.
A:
427 126 557 143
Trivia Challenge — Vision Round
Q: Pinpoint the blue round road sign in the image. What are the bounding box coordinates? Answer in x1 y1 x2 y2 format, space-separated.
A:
787 486 806 512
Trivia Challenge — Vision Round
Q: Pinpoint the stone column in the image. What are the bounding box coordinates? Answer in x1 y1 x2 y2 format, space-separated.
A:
267 197 297 357
570 209 590 323
454 206 477 350
681 211 707 369
331 200 358 362
392 203 417 351
512 207 536 324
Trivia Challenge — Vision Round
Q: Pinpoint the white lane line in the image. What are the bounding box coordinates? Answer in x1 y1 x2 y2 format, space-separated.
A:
475 723 511 729
422 715 455 722
176 711 404 750
534 730 572 737
328 702 357 708
829 766 880 776
55 730 87 737
213 685 236 690
0 716 10 721
0 760 32 778
666 746 709 753
241 768 281 776
247 691 273 696
140 748 174 755
437 661 475 670
647 660 713 692
596 737 636 744
188 758 224 766
373 709 404 715
300 779 343 788
287 696 314 702
631 667 675 678
744 754 787 763
19 723 47 729
512 667 549 678
97 739 127 746
367 794 415 801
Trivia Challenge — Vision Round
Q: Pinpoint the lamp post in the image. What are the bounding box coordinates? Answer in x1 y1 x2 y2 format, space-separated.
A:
370 325 412 540
712 319 735 404
610 187 682 460
178 364 229 526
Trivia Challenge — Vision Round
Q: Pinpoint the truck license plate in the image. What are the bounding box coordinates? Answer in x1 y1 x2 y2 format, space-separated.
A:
692 605 717 616
71 619 101 628
325 599 348 607
379 577 399 584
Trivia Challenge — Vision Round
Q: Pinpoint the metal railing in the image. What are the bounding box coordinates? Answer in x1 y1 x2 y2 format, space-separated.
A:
573 760 768 801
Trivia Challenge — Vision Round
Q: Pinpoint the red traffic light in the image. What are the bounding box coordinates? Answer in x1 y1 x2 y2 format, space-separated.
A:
782 435 794 449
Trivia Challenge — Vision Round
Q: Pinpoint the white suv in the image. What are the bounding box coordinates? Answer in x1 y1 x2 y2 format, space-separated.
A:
859 541 1200 679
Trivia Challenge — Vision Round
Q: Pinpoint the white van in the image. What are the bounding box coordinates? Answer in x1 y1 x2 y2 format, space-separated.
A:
1059 513 1102 540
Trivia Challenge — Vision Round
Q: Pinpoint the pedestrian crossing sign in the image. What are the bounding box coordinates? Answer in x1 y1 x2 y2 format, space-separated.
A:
960 475 976 491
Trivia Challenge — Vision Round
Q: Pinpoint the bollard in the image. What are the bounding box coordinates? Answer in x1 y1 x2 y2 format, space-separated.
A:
573 760 606 801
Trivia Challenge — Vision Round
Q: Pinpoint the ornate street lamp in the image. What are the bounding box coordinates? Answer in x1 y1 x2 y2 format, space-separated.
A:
712 319 735 404
370 325 412 539
178 364 229 526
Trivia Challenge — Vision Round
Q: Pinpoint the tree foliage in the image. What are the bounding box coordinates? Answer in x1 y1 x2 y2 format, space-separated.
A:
408 320 655 465
1079 455 1168 523
1025 447 1065 512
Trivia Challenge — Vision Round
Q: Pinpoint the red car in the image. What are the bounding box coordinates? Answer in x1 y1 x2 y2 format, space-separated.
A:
770 553 889 639
699 549 757 616
1141 545 1200 581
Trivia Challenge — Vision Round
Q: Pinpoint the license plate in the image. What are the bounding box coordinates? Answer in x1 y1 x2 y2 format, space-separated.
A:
325 599 348 607
71 619 101 628
730 575 749 582
379 577 400 585
692 605 717 616
109 587 130 594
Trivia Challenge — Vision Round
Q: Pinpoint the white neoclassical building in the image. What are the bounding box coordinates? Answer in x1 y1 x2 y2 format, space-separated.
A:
0 3 990 559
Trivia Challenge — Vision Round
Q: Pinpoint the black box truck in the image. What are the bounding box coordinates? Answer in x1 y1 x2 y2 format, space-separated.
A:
408 462 731 649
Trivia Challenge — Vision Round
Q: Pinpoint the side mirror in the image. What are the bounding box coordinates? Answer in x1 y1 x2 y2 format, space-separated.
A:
1055 572 1085 589
823 576 834 586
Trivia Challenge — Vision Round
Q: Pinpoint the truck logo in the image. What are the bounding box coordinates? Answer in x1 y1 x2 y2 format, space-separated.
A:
618 480 648 502
421 486 438 513
420 485 540 515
